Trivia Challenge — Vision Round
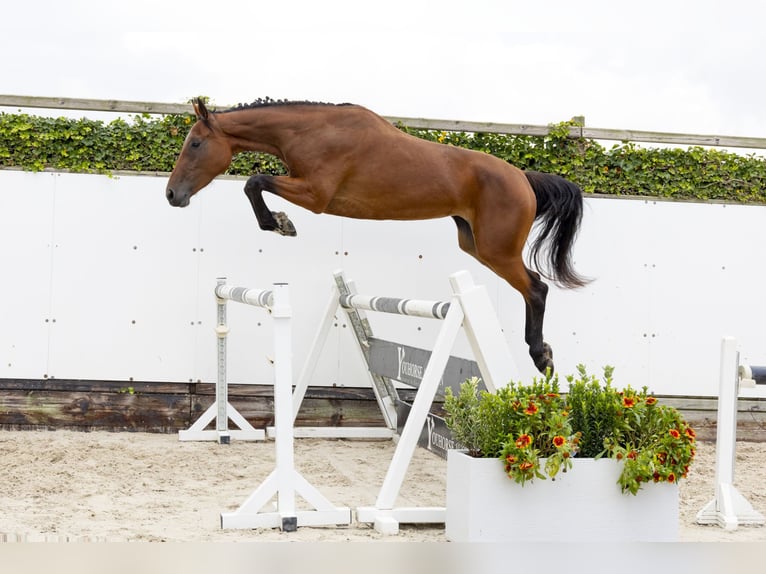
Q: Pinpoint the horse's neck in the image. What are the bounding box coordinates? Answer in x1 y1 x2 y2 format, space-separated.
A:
216 109 291 156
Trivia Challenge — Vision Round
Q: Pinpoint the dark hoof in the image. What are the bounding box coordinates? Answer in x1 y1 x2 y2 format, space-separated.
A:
532 342 554 375
272 211 297 236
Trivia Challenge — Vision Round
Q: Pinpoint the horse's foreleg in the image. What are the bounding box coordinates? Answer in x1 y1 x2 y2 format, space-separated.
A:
243 175 297 236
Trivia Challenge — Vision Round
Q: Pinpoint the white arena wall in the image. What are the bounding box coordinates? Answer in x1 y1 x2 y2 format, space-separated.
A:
0 169 763 397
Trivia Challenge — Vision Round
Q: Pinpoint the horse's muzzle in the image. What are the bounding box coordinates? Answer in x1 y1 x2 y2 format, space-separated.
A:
165 187 190 208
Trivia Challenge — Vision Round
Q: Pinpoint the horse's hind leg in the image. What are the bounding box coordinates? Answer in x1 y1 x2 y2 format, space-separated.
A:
452 216 477 256
456 215 554 374
520 268 552 374
491 256 552 374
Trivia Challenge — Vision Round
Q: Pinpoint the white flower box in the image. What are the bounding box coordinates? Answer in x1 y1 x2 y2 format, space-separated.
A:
446 450 678 542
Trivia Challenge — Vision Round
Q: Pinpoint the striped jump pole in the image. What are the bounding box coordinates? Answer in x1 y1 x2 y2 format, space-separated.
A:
339 294 451 320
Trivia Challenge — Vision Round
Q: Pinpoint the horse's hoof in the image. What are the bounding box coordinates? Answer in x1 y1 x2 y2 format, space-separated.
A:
272 211 297 237
532 343 554 375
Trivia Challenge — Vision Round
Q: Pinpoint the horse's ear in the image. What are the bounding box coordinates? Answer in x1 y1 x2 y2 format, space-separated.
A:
192 98 209 121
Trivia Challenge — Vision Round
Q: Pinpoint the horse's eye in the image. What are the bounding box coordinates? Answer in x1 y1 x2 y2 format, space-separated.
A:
190 140 202 149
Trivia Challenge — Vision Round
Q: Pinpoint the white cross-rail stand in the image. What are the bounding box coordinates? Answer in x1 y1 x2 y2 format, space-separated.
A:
178 278 266 443
219 281 351 531
296 269 516 534
696 337 765 530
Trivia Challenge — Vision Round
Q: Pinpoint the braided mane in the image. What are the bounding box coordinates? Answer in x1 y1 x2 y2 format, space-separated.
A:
222 97 353 113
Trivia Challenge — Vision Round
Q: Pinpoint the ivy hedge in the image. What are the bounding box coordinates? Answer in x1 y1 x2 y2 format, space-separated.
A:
1 109 765 204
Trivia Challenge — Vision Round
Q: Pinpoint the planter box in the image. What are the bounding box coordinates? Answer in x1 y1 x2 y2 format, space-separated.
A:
446 450 678 542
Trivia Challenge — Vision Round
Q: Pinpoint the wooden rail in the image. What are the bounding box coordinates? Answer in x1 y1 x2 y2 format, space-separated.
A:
0 378 764 441
2 94 766 150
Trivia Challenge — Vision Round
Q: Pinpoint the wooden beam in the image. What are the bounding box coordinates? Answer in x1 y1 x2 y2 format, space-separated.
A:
2 94 766 150
0 95 189 115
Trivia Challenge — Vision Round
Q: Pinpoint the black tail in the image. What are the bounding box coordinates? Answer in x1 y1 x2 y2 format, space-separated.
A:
524 170 589 288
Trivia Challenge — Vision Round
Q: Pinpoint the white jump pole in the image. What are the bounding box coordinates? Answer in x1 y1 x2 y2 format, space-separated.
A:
696 336 765 529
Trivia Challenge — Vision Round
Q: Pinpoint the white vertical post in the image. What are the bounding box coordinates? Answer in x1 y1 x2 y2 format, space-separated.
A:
271 283 296 530
215 277 230 444
696 337 765 529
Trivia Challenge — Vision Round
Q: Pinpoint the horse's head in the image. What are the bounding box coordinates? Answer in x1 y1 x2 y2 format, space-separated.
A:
165 99 233 207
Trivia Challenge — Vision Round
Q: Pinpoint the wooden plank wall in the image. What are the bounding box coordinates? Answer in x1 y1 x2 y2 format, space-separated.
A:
0 380 386 433
0 380 764 441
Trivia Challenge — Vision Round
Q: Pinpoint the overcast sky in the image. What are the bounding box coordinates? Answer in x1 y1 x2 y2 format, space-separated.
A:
2 0 764 138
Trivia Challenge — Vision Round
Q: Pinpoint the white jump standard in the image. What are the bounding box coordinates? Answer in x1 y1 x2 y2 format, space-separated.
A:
178 278 268 443
696 337 765 530
218 281 350 530
312 269 517 535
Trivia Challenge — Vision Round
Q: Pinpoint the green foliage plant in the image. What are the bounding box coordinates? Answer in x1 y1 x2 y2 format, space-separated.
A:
565 364 621 458
444 373 579 486
444 367 697 495
442 376 483 457
601 386 697 495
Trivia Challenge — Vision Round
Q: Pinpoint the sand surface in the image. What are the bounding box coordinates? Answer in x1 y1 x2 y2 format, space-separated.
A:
0 430 764 542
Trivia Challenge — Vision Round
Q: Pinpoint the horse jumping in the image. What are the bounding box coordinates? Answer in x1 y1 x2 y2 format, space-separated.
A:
166 98 588 373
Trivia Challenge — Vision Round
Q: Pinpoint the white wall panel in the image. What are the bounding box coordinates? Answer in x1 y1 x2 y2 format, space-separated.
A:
45 173 200 381
0 171 56 378
1 171 764 396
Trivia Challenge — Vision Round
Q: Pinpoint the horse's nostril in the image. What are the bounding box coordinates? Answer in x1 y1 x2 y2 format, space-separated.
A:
166 188 175 202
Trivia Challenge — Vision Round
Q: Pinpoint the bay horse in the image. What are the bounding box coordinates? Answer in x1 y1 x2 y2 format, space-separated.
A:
166 98 588 374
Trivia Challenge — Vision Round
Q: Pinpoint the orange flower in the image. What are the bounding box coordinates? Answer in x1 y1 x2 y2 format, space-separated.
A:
552 436 566 448
656 452 667 464
524 402 539 416
685 427 696 440
627 450 638 460
667 472 676 483
519 461 534 471
622 396 637 408
515 434 532 448
669 429 681 439
505 454 517 464
645 396 658 406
